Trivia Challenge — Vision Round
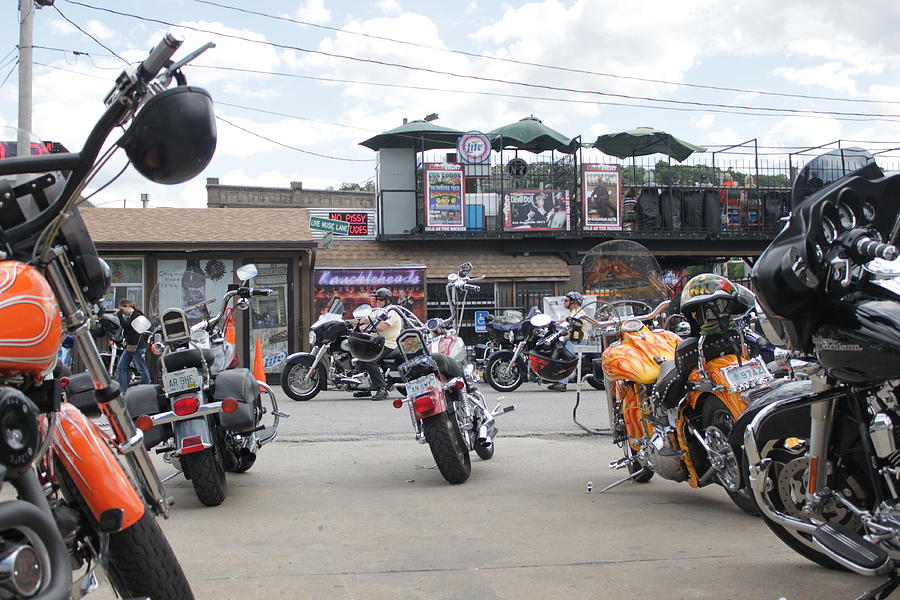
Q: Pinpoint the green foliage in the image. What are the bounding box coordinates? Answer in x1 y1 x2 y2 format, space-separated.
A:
650 160 790 188
339 181 375 192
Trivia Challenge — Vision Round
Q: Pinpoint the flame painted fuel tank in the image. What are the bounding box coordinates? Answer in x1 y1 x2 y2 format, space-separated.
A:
0 261 63 378
601 326 681 384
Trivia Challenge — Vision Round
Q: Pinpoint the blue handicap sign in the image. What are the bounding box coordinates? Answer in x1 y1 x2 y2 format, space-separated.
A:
474 310 489 333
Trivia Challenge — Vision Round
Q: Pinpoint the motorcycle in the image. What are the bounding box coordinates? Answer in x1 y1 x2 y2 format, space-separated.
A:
589 240 764 514
356 263 515 483
732 147 900 599
280 297 405 401
483 307 604 392
129 264 287 506
87 312 143 386
0 32 209 599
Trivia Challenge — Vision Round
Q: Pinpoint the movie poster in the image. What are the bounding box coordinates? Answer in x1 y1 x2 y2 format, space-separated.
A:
424 163 464 230
313 267 427 323
502 190 569 231
582 164 621 230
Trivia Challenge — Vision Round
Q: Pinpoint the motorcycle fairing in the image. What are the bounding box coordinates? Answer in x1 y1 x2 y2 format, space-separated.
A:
47 402 145 530
601 326 680 384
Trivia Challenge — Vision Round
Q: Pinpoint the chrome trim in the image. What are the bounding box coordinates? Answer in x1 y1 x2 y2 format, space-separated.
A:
143 400 229 427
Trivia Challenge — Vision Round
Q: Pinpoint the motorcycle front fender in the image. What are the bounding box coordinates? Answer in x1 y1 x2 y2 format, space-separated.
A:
50 403 145 530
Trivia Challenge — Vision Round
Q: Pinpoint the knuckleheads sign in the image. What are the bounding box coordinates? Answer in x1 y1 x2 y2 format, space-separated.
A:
457 131 491 164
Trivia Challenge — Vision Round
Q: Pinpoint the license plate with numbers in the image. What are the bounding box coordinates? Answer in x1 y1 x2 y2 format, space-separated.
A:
722 358 772 392
406 373 439 399
163 368 201 394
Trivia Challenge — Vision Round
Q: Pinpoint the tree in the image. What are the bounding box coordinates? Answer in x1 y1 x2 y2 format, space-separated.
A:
339 181 374 192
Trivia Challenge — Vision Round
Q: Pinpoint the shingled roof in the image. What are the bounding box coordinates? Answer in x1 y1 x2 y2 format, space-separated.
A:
316 240 570 280
80 207 315 249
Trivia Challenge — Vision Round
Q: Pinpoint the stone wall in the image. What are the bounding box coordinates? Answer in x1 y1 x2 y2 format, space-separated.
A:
206 178 375 209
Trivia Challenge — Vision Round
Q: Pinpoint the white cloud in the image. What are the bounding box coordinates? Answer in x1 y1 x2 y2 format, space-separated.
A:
84 19 115 41
295 0 332 25
376 0 401 13
776 62 864 95
464 2 479 15
693 114 715 130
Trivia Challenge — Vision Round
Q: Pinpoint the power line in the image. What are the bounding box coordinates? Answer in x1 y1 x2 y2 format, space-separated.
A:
215 101 377 132
51 4 128 65
62 1 900 121
189 0 900 108
215 116 373 162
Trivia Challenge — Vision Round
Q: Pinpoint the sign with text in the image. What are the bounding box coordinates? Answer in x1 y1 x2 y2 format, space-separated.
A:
314 267 427 322
502 190 570 231
457 131 491 164
307 209 376 240
424 163 465 231
474 310 489 333
582 164 622 230
309 215 350 235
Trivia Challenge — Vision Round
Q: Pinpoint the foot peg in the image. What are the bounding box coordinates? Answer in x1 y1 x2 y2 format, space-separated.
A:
812 522 892 575
608 457 629 470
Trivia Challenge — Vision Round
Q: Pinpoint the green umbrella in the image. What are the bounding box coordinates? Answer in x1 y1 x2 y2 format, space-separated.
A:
488 116 579 154
359 120 465 151
593 127 705 162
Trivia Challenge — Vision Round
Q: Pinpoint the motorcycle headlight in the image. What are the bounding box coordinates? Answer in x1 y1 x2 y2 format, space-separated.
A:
308 330 317 346
505 330 515 342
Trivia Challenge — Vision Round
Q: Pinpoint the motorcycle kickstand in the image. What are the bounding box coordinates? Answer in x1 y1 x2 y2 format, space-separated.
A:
595 468 651 494
857 575 900 600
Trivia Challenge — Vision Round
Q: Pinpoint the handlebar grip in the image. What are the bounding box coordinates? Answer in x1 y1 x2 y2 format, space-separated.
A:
856 238 899 261
138 32 184 81
252 288 274 296
464 284 480 292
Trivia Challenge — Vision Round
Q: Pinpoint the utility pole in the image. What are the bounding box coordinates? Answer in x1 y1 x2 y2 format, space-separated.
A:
17 0 34 158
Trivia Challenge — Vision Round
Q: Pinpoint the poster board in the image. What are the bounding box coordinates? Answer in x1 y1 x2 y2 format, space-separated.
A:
314 267 427 323
582 164 622 230
502 189 570 231
424 163 465 231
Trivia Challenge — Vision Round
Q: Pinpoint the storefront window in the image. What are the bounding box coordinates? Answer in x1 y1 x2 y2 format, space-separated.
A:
515 282 555 312
155 259 234 322
102 257 144 311
248 260 291 375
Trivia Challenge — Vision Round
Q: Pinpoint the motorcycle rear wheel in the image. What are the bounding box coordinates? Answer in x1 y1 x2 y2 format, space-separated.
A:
423 412 472 484
181 446 228 506
484 353 524 392
281 358 326 401
701 397 759 515
583 374 605 391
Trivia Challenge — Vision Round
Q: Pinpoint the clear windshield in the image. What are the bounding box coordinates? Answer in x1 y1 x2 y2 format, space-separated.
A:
149 259 235 325
581 240 669 317
792 147 879 208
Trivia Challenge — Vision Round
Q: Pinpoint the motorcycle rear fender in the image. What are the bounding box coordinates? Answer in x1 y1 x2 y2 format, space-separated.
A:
411 386 449 421
727 379 814 449
173 416 213 455
51 403 145 530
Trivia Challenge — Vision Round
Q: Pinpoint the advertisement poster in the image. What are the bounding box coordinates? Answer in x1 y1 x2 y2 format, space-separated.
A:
424 163 465 231
155 259 234 322
248 260 291 374
502 190 569 231
582 164 621 230
314 267 427 323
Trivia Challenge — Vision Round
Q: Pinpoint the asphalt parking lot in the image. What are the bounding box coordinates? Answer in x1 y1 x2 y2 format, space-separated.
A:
92 384 869 600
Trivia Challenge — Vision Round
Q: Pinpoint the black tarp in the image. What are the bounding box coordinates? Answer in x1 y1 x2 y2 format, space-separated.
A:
702 189 721 230
659 188 682 230
681 188 704 229
636 186 660 230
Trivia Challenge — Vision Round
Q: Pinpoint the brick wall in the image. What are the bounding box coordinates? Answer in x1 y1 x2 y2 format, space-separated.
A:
206 178 375 209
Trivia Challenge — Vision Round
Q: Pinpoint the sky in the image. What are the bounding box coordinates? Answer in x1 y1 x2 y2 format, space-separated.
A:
3 0 900 208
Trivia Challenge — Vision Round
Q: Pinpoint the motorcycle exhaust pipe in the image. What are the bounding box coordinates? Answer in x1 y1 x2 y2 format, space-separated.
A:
477 424 498 447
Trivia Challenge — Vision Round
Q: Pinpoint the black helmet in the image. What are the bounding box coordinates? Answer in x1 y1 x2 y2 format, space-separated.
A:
119 86 217 185
564 291 583 306
528 346 578 382
373 287 393 302
347 331 385 362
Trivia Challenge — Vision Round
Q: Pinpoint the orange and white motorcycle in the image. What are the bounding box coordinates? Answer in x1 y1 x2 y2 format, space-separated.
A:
586 241 767 514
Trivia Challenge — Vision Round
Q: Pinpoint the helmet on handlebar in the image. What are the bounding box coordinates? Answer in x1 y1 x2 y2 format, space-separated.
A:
347 331 385 362
564 291 583 306
119 86 217 185
528 345 578 382
373 288 393 303
680 274 754 334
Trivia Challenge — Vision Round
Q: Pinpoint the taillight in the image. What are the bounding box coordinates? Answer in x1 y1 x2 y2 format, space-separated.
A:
180 435 205 454
59 377 70 387
450 378 465 391
392 398 404 409
221 397 238 413
135 415 154 431
413 395 436 415
173 395 200 416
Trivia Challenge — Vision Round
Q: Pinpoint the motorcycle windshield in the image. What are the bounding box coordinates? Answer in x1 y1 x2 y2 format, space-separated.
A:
792 147 880 209
581 240 669 316
149 261 225 326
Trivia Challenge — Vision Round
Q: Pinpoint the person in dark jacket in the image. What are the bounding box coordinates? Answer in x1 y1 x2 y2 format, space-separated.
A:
116 299 151 391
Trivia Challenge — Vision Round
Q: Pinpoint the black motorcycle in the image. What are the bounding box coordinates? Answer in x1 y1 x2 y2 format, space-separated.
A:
730 147 900 599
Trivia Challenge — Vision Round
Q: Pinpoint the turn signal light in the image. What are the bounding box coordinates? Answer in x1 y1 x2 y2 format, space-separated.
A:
392 398 404 409
221 397 238 413
59 377 70 387
172 395 200 416
413 396 435 415
452 378 465 391
135 415 154 432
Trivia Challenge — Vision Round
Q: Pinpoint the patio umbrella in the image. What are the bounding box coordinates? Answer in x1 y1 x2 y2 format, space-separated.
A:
488 116 579 154
359 120 465 151
593 127 705 162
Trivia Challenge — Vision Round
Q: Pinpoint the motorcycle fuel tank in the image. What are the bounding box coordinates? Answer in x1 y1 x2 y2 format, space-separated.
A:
602 326 680 384
815 293 900 383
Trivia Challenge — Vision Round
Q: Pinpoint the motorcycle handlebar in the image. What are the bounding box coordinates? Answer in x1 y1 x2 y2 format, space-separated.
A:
252 288 274 296
581 300 670 329
137 31 184 82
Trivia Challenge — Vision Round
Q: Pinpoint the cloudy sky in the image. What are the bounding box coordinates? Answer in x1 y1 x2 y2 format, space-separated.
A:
2 0 900 208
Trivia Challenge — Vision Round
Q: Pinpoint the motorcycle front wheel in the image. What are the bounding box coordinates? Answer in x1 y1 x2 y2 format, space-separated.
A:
423 412 472 484
701 397 759 515
484 353 524 392
281 357 326 401
181 446 228 506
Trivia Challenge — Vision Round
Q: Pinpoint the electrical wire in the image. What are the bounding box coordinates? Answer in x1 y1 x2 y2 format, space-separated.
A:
61 1 900 121
51 4 129 65
215 116 373 162
0 60 18 91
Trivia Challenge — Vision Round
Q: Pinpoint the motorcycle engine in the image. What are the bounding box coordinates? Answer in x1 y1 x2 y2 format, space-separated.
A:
640 429 686 482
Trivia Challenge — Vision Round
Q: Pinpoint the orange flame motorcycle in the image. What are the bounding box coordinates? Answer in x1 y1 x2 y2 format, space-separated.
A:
0 33 215 598
587 241 768 513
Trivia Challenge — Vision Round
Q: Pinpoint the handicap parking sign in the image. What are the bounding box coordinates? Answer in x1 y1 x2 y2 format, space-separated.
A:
474 310 489 333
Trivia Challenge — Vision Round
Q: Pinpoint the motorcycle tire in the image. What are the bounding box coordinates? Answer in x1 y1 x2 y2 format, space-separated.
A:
474 441 494 460
484 352 525 393
701 397 759 516
55 459 194 599
181 446 228 506
583 374 604 391
423 411 471 484
281 357 326 401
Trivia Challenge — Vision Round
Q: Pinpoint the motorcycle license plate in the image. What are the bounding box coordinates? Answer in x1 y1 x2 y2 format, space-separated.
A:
721 358 772 392
163 367 201 394
406 373 439 398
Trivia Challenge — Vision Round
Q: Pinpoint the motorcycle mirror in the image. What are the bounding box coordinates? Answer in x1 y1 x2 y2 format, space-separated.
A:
353 304 373 319
131 315 152 334
530 313 552 328
447 273 459 282
236 264 258 281
426 317 442 331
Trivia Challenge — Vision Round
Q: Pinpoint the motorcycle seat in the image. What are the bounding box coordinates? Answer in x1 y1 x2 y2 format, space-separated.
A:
487 322 520 333
431 352 463 379
655 334 740 409
163 347 215 372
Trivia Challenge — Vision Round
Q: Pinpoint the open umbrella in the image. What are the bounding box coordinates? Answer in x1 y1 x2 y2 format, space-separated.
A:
359 120 465 151
593 127 705 162
488 116 579 154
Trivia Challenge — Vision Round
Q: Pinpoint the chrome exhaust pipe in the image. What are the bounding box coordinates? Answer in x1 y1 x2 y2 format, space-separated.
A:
477 424 497 447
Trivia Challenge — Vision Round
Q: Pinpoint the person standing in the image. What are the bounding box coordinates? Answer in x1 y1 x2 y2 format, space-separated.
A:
116 299 151 392
353 288 403 400
548 291 586 392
